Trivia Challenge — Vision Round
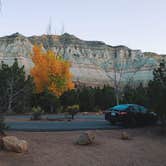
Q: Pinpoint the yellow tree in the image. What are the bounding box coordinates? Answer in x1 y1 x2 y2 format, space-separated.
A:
31 45 74 96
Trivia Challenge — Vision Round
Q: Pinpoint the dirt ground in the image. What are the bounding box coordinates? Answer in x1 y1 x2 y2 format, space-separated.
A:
0 127 166 166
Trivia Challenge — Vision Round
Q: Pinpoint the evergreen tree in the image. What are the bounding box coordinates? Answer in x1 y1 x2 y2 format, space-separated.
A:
60 89 79 108
79 87 95 112
0 59 33 113
32 91 61 113
123 83 148 106
148 60 166 125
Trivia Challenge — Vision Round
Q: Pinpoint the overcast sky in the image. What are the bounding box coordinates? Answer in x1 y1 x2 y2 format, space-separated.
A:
0 0 166 54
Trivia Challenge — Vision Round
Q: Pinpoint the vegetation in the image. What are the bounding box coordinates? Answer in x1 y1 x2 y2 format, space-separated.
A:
0 59 33 113
102 52 149 105
31 106 44 120
148 60 166 126
122 83 149 107
31 45 74 96
31 91 61 113
60 86 116 112
66 105 79 119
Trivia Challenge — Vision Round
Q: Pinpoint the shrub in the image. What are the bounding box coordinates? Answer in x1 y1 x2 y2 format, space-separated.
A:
93 106 101 112
31 106 44 120
56 106 64 114
66 105 79 119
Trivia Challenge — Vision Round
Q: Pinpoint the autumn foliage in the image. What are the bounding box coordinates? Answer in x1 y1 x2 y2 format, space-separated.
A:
31 45 74 96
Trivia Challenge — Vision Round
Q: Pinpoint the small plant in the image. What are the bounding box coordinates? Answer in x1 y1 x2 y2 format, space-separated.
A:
66 105 79 119
31 106 44 120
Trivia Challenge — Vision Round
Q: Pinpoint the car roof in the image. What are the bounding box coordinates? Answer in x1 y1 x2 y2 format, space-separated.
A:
111 104 140 111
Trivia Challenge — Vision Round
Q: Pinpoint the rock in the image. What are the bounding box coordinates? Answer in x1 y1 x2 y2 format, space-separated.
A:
95 112 100 116
76 131 96 145
0 130 7 137
121 131 129 140
2 136 28 153
99 111 104 115
83 112 88 115
86 131 96 142
96 111 103 115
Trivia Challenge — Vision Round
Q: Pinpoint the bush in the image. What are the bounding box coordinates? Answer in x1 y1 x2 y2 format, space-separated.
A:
66 105 79 119
31 106 44 120
56 106 64 114
93 106 101 112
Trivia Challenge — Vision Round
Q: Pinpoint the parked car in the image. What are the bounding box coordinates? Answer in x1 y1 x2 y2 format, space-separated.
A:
105 104 158 126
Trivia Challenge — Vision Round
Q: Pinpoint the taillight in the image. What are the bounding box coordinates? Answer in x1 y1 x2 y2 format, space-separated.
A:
118 112 128 115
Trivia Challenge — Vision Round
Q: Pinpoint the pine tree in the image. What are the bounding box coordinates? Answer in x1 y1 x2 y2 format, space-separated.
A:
148 60 166 125
0 59 33 113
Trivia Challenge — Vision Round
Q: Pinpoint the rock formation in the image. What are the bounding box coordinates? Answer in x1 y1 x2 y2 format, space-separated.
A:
0 32 165 87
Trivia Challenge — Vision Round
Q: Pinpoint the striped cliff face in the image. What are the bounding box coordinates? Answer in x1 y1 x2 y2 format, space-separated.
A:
0 33 165 87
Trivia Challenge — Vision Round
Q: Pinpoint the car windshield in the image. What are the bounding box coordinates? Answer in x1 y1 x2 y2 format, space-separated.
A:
111 104 129 111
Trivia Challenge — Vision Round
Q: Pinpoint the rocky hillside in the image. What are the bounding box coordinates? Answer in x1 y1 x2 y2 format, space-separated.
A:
0 32 165 87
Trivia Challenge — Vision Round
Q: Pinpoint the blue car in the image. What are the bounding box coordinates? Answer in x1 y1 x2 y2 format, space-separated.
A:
105 104 158 126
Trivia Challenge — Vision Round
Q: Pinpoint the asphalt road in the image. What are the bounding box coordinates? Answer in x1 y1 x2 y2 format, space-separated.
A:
5 115 122 131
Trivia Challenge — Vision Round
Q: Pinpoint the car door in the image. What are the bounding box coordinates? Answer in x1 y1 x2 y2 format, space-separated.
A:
128 105 138 118
132 105 142 122
138 106 148 123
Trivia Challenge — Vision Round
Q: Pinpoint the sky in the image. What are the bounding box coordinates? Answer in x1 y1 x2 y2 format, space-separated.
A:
0 0 166 54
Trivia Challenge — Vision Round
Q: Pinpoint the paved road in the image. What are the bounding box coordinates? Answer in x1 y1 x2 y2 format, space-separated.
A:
5 114 105 120
5 115 122 131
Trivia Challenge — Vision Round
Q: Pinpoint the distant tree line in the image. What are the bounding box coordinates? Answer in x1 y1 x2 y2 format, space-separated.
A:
0 59 166 124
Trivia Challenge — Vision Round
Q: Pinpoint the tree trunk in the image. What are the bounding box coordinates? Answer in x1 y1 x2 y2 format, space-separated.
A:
7 95 12 113
115 93 119 105
115 86 120 105
50 105 54 113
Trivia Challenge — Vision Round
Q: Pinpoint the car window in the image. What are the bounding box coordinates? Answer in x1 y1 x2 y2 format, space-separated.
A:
128 106 134 111
128 105 139 112
139 106 148 113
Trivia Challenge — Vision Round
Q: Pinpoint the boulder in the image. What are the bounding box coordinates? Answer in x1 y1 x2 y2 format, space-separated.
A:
76 131 96 145
86 131 96 142
121 131 129 140
2 136 28 153
83 112 88 115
